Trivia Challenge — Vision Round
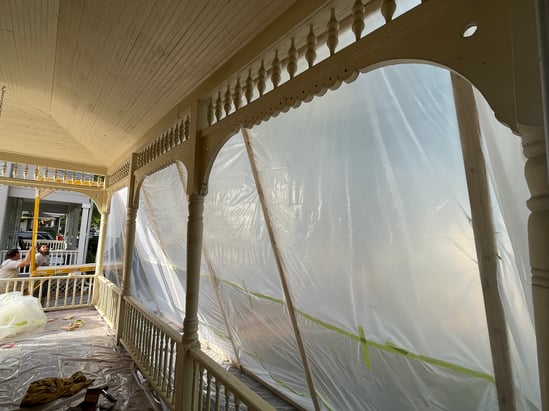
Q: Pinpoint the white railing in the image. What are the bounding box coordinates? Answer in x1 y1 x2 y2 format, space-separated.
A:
95 275 121 330
188 348 276 411
1 249 80 275
120 296 182 409
20 239 67 250
118 296 275 411
0 274 95 311
0 274 277 409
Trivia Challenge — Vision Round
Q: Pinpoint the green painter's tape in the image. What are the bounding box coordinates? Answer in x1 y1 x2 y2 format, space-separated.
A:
241 281 253 308
358 326 371 369
206 277 495 382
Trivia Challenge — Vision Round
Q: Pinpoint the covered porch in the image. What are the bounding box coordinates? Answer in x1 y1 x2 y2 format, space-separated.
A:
0 0 548 410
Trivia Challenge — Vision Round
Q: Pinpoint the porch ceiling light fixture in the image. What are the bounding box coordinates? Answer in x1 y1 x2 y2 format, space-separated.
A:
461 22 478 38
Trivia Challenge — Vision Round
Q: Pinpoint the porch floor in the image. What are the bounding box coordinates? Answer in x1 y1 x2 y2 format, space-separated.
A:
0 307 300 411
0 308 159 411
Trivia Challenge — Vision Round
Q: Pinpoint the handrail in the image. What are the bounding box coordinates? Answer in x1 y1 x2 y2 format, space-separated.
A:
188 347 277 411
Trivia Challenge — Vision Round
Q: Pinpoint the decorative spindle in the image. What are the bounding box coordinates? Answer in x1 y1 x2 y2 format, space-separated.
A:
327 9 339 56
224 85 232 116
306 25 317 68
271 51 281 88
287 39 298 79
381 0 396 23
184 116 190 140
170 128 176 148
207 98 214 125
215 92 223 121
54 169 59 181
44 167 49 180
23 164 28 179
245 70 253 104
174 122 181 145
257 61 266 97
12 163 18 178
2 161 6 177
352 0 365 41
233 78 242 110
34 166 39 180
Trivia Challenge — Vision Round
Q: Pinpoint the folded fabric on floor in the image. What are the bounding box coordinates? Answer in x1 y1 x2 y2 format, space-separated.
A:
19 371 94 407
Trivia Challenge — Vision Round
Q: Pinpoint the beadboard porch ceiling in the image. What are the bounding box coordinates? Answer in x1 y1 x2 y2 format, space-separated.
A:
0 0 338 173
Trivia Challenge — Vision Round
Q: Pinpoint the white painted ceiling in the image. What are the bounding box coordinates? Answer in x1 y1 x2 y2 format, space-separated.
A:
0 0 330 173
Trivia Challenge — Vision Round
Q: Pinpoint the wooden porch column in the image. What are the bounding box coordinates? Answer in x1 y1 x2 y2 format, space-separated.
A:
116 153 139 343
94 209 110 276
179 193 205 411
520 124 549 410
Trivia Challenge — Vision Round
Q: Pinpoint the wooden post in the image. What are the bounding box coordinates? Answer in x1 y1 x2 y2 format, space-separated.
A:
180 193 205 411
30 188 40 275
116 153 139 344
94 209 109 276
451 73 516 410
520 123 549 410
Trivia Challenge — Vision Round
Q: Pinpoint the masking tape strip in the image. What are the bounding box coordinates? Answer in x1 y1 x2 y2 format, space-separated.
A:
358 326 371 369
213 277 495 382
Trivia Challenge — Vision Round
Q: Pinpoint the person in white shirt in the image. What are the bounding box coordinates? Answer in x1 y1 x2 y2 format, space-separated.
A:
35 244 51 267
0 248 33 293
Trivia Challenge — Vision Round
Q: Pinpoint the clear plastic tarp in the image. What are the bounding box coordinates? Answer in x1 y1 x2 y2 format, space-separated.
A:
101 63 540 410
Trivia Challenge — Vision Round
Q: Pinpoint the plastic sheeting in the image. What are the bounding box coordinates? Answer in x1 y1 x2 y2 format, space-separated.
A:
0 292 46 340
475 91 540 409
0 308 157 411
103 188 127 287
102 63 540 410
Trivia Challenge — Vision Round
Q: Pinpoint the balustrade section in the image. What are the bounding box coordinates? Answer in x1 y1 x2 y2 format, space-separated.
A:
118 296 278 411
119 296 182 409
0 274 95 311
95 275 121 330
188 347 276 411
0 161 105 188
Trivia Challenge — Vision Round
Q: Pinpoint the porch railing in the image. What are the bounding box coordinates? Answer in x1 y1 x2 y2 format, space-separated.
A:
1 249 80 275
118 296 276 411
0 274 95 311
119 296 182 409
20 239 67 250
1 275 277 410
95 275 121 331
188 347 276 411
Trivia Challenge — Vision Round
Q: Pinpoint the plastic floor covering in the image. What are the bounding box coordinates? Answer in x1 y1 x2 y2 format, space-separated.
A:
0 307 161 411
